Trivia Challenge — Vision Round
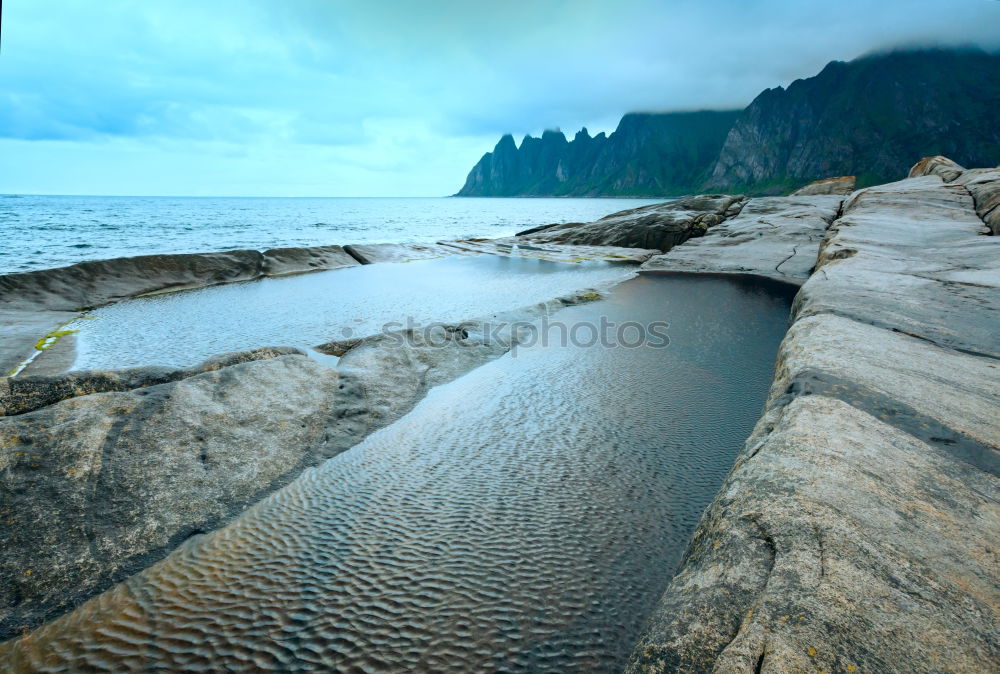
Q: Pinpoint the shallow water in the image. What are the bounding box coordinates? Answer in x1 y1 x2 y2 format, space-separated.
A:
72 255 637 370
0 195 660 274
2 274 794 672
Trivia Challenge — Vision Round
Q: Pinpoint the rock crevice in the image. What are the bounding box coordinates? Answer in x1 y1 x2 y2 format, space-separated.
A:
627 168 1000 673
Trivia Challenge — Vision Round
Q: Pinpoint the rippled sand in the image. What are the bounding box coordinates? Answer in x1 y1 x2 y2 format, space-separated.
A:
1 274 794 671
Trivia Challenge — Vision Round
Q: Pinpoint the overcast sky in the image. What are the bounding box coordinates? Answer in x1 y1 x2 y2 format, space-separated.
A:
1 0 998 196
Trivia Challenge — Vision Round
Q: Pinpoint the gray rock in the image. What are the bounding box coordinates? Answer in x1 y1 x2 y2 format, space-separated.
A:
908 155 965 182
627 173 1000 673
0 346 302 417
954 167 1000 235
796 176 1000 357
628 395 998 674
261 245 359 276
640 195 843 283
439 239 658 264
0 309 77 377
790 175 855 196
0 352 348 638
0 250 265 313
342 242 475 264
518 194 747 251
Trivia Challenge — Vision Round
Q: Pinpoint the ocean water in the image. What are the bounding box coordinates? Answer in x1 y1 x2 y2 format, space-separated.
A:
0 195 661 274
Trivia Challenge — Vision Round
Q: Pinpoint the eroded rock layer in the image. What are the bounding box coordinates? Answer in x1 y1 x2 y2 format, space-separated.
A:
640 195 844 283
626 173 1000 672
517 194 747 252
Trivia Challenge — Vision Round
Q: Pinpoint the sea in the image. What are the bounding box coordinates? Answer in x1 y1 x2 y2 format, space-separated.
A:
0 195 662 274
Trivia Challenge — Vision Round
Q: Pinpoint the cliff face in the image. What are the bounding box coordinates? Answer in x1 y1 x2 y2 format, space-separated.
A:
455 111 740 197
458 49 1000 197
708 49 1000 192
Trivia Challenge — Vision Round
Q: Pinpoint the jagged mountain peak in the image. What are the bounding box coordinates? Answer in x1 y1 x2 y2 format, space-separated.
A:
457 48 1000 197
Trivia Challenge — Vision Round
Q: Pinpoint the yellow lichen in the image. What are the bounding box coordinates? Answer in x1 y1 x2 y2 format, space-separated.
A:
808 647 817 657
34 329 79 351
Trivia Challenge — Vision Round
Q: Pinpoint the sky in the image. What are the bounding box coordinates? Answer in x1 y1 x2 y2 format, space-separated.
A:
1 0 998 197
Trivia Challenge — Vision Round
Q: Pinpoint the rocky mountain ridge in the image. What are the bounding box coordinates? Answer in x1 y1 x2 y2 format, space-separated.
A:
457 48 1000 197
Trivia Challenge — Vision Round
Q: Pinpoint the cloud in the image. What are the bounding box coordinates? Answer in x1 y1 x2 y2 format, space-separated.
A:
1 0 998 195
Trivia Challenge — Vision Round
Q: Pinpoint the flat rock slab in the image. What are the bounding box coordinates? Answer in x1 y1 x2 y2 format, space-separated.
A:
0 309 77 377
796 176 1000 357
629 395 999 673
771 314 1000 469
439 238 658 264
342 242 477 264
640 195 843 283
261 245 359 277
628 173 1000 673
517 194 747 252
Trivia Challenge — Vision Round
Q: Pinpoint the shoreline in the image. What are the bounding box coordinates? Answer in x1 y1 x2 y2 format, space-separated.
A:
1 157 998 669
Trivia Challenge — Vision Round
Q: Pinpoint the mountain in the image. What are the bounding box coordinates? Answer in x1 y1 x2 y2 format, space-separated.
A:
455 110 741 197
708 48 1000 192
456 48 1000 197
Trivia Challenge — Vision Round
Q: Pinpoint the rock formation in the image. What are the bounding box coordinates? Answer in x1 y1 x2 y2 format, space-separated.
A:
640 195 844 283
908 155 966 182
790 176 855 196
627 168 1000 672
517 194 747 251
342 242 473 264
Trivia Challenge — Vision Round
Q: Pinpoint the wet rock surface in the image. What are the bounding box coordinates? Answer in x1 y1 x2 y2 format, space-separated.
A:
640 195 843 283
260 245 359 277
517 194 747 252
440 238 659 264
342 242 473 264
627 171 1000 673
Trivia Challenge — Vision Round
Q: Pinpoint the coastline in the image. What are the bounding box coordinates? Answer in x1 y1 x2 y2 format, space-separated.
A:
1 158 997 669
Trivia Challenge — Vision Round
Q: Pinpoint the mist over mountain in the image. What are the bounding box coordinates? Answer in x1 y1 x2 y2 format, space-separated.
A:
457 48 1000 197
